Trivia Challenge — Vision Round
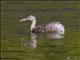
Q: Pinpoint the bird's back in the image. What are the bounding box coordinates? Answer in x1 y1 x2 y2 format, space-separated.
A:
45 22 64 32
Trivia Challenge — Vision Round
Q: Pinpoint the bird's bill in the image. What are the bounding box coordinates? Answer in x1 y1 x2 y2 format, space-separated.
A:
20 19 32 23
20 18 26 22
20 18 31 22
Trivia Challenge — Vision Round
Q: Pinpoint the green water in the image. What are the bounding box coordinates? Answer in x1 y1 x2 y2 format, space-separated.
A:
1 1 80 60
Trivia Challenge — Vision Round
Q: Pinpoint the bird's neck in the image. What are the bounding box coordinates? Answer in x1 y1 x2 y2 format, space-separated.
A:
31 19 36 31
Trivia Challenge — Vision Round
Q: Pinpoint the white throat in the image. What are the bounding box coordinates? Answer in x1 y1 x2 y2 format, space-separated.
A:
31 19 36 31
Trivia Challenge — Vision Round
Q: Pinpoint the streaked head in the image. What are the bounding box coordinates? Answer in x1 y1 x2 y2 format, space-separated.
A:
20 14 36 22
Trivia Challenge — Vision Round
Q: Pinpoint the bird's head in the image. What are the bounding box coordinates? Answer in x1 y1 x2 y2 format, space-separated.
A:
20 14 36 22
